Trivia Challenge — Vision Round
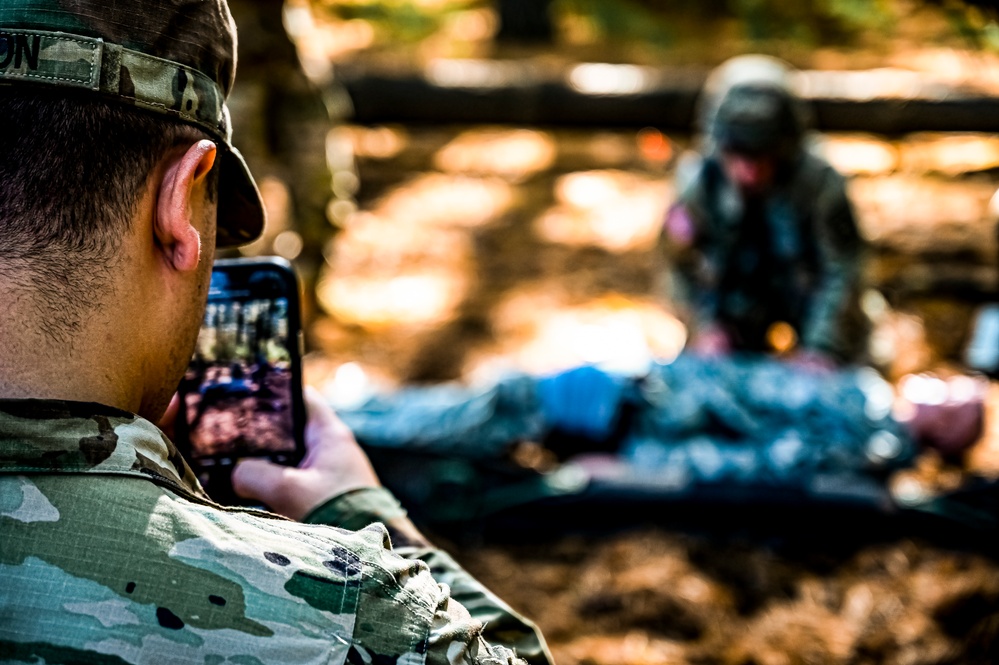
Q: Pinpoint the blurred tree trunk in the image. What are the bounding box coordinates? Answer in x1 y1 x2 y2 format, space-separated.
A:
226 0 337 342
496 0 554 43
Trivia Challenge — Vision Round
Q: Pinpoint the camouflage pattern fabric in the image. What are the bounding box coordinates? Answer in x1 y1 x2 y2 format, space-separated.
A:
0 29 226 138
0 0 235 140
661 150 866 361
0 400 550 665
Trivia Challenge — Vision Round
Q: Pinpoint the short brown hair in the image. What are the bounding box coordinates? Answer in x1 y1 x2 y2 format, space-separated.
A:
0 87 218 340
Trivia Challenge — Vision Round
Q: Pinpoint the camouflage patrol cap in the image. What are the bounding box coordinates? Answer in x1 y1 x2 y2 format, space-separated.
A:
0 0 264 248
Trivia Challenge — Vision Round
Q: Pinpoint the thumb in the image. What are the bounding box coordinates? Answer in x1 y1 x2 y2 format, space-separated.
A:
232 458 291 504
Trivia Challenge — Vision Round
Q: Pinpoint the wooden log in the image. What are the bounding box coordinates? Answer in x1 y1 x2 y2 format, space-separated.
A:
336 64 999 133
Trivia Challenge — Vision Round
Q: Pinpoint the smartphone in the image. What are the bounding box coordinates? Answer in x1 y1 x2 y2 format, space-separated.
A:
174 257 306 504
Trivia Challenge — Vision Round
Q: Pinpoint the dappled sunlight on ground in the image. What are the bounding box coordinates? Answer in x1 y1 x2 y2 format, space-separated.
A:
363 172 514 228
434 128 556 180
340 125 409 160
327 210 473 271
309 123 998 394
466 290 687 379
817 135 900 176
901 134 999 176
819 133 999 178
850 176 996 255
317 169 515 327
317 270 468 327
535 170 670 253
325 210 469 275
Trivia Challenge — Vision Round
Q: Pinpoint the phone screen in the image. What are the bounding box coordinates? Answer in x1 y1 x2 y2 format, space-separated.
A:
177 259 305 480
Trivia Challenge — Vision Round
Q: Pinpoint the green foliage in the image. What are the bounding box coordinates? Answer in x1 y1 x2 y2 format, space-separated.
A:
983 20 999 49
554 0 897 49
314 0 484 44
726 0 895 44
555 0 675 47
936 1 999 51
308 0 999 55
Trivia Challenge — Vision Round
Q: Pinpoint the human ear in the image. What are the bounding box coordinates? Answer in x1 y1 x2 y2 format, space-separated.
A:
154 140 217 272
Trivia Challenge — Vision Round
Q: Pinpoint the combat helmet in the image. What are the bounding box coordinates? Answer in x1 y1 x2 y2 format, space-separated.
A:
699 55 811 159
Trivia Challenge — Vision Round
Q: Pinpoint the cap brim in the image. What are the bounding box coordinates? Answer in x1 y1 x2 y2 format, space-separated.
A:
216 144 266 248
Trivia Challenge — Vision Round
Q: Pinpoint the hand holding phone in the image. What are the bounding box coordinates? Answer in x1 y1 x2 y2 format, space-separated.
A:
174 257 306 504
232 387 381 520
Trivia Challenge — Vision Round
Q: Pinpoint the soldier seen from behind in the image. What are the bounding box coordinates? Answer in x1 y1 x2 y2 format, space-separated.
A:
0 1 550 663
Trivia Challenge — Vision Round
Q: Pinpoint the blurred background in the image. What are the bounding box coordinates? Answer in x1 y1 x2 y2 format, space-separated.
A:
221 2 999 663
226 0 999 472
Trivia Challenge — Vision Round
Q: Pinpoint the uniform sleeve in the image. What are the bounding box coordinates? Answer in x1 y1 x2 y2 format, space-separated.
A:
424 575 533 665
800 165 864 357
305 487 554 665
658 157 725 332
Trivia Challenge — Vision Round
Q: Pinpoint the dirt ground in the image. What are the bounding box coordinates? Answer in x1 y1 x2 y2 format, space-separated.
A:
455 530 999 665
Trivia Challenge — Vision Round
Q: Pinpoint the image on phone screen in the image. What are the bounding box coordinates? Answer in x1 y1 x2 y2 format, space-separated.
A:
176 260 304 474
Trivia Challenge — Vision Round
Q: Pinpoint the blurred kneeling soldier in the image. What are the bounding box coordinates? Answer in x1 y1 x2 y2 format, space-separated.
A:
661 56 867 367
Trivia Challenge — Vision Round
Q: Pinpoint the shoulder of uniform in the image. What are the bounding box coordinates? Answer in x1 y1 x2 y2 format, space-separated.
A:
228 511 446 617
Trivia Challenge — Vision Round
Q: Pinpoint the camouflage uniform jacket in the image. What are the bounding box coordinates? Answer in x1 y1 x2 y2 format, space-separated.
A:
662 150 866 361
0 400 552 665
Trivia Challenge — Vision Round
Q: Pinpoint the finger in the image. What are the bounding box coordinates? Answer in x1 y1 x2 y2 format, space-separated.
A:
232 458 291 503
302 385 355 449
303 385 349 431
